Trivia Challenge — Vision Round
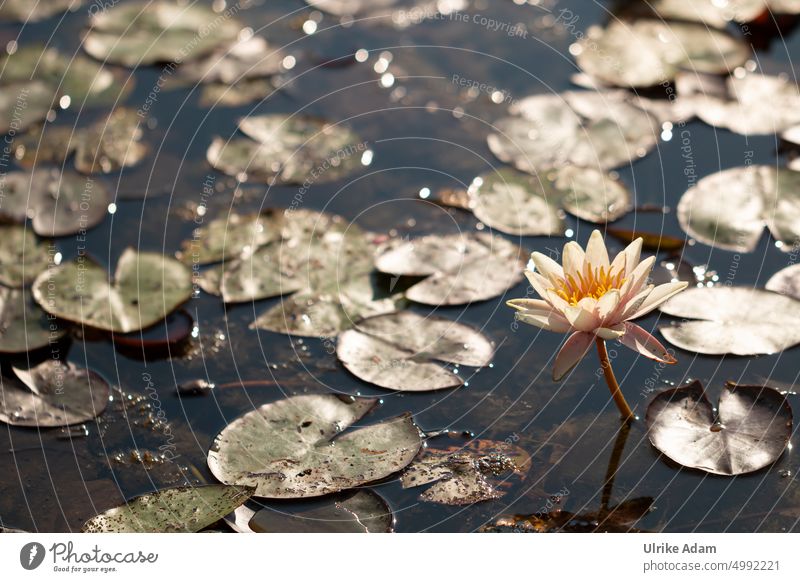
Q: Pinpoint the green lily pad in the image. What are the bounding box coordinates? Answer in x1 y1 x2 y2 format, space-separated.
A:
0 288 65 354
74 108 148 174
84 0 241 67
336 311 494 392
178 211 283 267
200 78 276 108
659 287 800 355
207 115 365 185
32 248 193 333
171 35 285 86
0 81 54 134
0 360 110 427
81 485 254 532
0 226 53 288
576 19 749 88
207 394 423 498
647 381 792 475
677 166 800 252
488 92 659 173
374 232 525 306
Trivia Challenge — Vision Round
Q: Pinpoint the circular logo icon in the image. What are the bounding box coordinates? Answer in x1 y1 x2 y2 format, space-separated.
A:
19 542 46 570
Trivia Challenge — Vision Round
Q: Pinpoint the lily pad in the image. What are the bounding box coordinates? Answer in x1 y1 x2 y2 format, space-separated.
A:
9 125 81 169
32 248 193 333
677 166 800 252
0 170 110 237
0 81 54 134
766 264 800 300
73 108 148 174
647 381 792 475
658 287 800 355
576 19 749 88
207 394 423 498
401 439 531 505
0 288 65 354
0 360 110 427
84 0 242 67
374 232 525 306
171 35 285 86
651 0 800 28
0 0 82 22
246 489 394 533
0 226 53 287
488 92 659 174
81 485 254 532
179 211 283 267
207 115 365 185
336 311 494 392
200 78 276 108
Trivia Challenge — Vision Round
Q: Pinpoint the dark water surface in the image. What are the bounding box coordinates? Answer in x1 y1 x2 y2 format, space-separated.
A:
1 0 800 532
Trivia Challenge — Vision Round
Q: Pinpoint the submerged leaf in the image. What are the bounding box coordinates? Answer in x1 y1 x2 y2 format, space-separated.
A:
647 381 792 475
81 485 254 532
0 226 53 287
677 166 800 252
207 394 422 498
337 311 493 392
0 360 110 427
32 248 193 333
401 438 531 505
0 288 65 354
659 287 800 355
375 232 525 306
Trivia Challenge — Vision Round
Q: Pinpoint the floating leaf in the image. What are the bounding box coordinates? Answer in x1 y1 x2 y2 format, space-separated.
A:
32 248 193 333
488 92 659 174
200 78 275 108
246 489 394 533
207 115 365 185
0 288 65 354
679 73 800 135
306 0 466 22
401 439 531 505
9 125 80 169
0 82 53 134
659 287 800 355
178 211 283 267
0 226 53 287
0 360 109 427
84 0 241 67
336 311 493 392
576 19 749 88
374 232 525 306
677 166 800 252
207 394 422 498
607 227 685 252
651 0 800 28
0 170 110 237
81 485 254 532
171 35 284 86
647 381 792 475
73 108 148 174
766 264 800 300
114 310 194 350
0 0 82 22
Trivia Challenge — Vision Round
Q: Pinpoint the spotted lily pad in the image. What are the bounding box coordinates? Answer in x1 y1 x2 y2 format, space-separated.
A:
766 264 800 300
178 211 283 267
336 311 494 392
207 394 423 498
0 288 65 354
32 248 193 333
81 485 254 532
677 166 800 253
0 226 53 287
244 489 394 533
0 170 110 237
84 0 242 67
647 381 792 475
658 287 800 355
207 115 365 185
374 232 525 306
576 19 749 88
0 81 54 134
401 439 531 505
0 360 110 427
488 92 659 174
0 0 82 22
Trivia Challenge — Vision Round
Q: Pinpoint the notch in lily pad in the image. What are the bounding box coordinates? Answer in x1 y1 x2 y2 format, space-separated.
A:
646 381 792 476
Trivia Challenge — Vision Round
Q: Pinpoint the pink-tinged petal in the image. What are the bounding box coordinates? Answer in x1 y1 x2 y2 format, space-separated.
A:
562 241 585 280
507 298 551 312
622 237 643 276
516 311 572 333
619 322 676 363
625 281 690 320
545 288 571 313
553 331 595 381
525 271 552 301
620 255 655 298
530 252 564 285
596 324 625 340
596 289 621 325
564 297 599 332
584 230 610 271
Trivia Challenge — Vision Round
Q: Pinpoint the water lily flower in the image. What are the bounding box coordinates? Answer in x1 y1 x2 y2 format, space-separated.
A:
507 230 688 420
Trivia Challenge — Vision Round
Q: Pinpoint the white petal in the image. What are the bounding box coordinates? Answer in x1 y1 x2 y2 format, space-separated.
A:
564 298 599 332
619 285 654 320
506 298 551 312
626 281 689 320
562 241 585 279
584 230 609 270
516 311 572 333
622 237 643 276
531 252 564 285
596 290 621 325
525 271 552 301
621 255 655 298
596 323 626 340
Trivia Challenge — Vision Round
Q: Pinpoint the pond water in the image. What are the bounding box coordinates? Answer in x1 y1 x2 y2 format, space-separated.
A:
1 0 799 532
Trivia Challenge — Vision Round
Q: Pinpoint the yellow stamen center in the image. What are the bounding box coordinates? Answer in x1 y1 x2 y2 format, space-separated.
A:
553 265 626 306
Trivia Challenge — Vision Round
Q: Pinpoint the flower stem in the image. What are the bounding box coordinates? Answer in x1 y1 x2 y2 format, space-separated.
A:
595 337 635 421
